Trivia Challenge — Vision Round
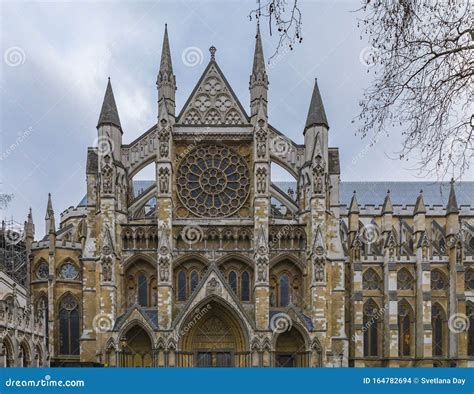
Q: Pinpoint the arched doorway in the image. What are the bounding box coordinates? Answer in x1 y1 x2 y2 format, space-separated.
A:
122 325 153 367
179 300 249 367
275 327 308 367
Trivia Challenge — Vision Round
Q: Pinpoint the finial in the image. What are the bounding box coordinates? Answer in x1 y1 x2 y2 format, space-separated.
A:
387 189 390 194
450 177 455 184
209 46 216 61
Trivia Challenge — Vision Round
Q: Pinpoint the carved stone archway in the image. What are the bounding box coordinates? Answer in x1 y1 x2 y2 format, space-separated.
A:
178 300 249 367
121 325 153 367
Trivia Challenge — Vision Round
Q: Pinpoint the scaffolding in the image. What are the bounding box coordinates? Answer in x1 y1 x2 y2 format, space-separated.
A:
0 219 28 286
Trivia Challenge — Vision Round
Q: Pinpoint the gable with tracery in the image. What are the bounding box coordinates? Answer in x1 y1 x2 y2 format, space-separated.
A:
178 62 248 126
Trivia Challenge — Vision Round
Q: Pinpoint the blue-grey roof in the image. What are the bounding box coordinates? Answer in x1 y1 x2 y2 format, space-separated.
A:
78 181 473 208
339 181 473 207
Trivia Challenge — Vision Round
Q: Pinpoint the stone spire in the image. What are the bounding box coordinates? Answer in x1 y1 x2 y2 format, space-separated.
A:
97 78 122 130
25 208 34 238
382 190 393 214
414 190 426 215
305 79 328 130
157 24 176 117
250 23 268 118
45 193 55 235
252 23 266 76
349 191 360 214
446 178 459 214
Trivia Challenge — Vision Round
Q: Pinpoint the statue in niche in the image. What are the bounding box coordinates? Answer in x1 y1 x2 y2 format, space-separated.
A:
159 167 170 194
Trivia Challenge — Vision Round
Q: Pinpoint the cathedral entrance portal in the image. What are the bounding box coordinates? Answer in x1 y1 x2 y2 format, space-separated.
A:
275 327 308 367
122 325 153 367
179 300 249 367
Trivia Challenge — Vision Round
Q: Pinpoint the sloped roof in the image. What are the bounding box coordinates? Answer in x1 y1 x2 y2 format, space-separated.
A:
78 181 474 208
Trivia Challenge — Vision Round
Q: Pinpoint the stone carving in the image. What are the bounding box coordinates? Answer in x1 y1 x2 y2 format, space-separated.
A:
256 167 267 194
312 154 325 194
256 255 268 282
158 256 169 282
256 128 267 158
101 256 113 282
158 128 170 158
159 167 170 194
101 155 113 194
206 277 222 296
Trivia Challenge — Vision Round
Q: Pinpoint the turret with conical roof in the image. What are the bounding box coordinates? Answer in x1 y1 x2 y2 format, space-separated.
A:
45 193 55 236
446 178 459 236
157 24 176 118
97 78 122 131
305 78 328 131
97 78 123 160
249 24 268 118
304 78 329 163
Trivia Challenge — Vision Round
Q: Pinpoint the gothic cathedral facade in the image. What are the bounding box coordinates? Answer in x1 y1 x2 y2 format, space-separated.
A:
25 26 474 368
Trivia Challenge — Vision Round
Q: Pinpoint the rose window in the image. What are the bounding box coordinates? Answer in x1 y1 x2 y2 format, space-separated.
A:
176 145 250 217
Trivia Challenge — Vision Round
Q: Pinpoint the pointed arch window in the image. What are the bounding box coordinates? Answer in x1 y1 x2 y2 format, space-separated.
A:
363 269 381 290
431 270 447 291
228 271 237 294
363 300 380 357
177 271 186 301
59 295 80 355
279 274 290 307
138 274 148 306
398 302 413 356
432 304 445 356
190 271 199 293
241 271 250 301
397 269 414 290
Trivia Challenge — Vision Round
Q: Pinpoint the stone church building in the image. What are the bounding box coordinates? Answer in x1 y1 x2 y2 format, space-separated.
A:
24 26 474 368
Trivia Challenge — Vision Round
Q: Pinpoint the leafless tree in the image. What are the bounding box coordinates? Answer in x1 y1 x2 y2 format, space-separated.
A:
249 0 303 61
356 0 473 179
0 194 13 210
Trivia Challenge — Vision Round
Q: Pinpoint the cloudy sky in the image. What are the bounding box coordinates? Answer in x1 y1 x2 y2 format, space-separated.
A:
1 0 471 236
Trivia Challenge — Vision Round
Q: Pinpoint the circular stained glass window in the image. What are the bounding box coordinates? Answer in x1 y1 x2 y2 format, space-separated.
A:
60 263 78 280
176 145 250 217
37 262 49 280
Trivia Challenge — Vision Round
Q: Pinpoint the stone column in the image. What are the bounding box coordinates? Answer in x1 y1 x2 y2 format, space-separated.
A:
156 104 173 330
253 102 270 332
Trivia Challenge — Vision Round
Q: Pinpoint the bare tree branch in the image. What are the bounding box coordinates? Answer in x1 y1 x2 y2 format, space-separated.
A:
249 0 303 61
355 0 473 180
